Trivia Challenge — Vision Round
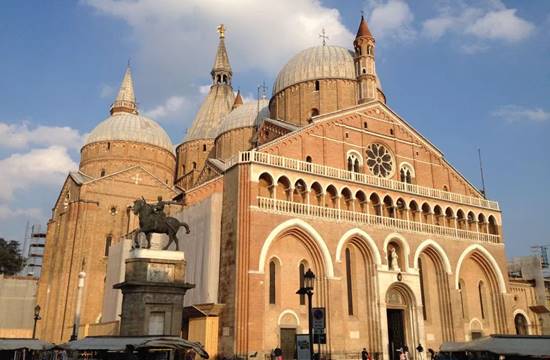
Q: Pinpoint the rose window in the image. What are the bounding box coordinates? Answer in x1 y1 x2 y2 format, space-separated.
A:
366 144 394 178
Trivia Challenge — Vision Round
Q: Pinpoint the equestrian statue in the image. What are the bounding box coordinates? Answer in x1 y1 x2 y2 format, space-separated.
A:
132 196 190 251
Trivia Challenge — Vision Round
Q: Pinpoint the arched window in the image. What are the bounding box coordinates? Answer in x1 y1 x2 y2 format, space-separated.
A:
345 248 354 315
203 144 207 151
305 156 312 163
458 279 467 319
104 235 112 257
269 260 277 304
478 281 486 319
182 165 186 175
347 151 362 173
399 163 414 184
363 121 368 129
299 262 306 305
222 74 227 84
107 142 111 150
192 162 197 169
100 169 106 177
370 193 381 216
515 313 528 335
310 108 319 118
314 80 320 91
418 257 427 320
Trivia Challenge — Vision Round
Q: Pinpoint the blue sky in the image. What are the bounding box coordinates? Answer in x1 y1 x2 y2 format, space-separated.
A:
0 0 548 258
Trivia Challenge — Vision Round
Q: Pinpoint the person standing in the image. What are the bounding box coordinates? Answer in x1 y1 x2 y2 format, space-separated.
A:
361 348 369 360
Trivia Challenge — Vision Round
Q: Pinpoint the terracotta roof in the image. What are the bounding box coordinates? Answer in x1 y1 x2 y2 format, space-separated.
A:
356 15 373 39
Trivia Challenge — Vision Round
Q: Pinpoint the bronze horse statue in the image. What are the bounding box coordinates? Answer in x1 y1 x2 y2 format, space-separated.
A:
132 198 190 251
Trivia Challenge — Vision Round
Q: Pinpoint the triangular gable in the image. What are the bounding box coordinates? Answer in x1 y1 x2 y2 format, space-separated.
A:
258 100 484 197
83 165 179 195
51 174 82 213
195 159 224 185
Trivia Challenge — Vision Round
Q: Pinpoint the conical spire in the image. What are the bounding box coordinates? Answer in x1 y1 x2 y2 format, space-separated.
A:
110 65 138 115
211 24 232 85
232 90 243 110
356 15 374 39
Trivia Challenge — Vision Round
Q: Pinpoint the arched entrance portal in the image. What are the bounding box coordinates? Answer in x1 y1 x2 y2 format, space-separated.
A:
385 283 419 360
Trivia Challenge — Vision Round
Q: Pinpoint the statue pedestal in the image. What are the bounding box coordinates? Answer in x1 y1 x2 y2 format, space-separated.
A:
114 249 194 336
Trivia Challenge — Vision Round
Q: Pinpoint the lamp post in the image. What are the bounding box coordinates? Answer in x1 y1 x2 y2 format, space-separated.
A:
296 269 315 360
32 305 41 339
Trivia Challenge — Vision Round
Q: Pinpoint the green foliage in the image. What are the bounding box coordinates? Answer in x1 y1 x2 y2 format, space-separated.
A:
0 238 25 275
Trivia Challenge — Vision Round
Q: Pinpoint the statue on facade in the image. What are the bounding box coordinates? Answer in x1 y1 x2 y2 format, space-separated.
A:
389 246 400 271
132 196 190 251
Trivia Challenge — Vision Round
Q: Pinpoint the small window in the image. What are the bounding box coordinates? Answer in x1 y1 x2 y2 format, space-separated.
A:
443 185 449 191
110 206 117 215
104 235 112 257
192 162 197 169
100 169 106 177
306 156 312 163
363 121 368 129
345 248 354 315
299 263 306 305
310 108 319 118
362 68 366 74
269 260 276 304
345 132 349 138
314 80 320 91
203 144 207 151
107 142 111 150
390 129 394 135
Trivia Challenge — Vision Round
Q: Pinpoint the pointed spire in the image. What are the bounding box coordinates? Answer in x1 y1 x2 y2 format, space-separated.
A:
232 90 243 110
356 15 374 40
110 65 138 115
211 24 232 85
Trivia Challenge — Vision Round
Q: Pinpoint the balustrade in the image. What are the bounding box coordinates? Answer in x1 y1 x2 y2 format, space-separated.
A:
229 151 500 211
255 196 500 244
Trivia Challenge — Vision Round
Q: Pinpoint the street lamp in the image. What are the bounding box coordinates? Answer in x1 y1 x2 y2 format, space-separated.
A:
297 269 315 360
32 305 41 339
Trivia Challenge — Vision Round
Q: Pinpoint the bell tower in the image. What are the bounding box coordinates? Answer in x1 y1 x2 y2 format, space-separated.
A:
354 15 377 104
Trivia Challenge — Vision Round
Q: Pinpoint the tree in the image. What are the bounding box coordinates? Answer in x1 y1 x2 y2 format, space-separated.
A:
0 238 25 275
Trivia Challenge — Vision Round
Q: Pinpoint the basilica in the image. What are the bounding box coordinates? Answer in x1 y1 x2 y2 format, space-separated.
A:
36 15 544 360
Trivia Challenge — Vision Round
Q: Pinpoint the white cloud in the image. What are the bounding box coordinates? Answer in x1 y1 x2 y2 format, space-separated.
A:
0 122 86 150
0 205 44 221
0 146 78 201
422 2 534 45
366 0 416 40
492 105 550 123
84 0 353 76
466 9 534 42
143 95 190 119
198 85 211 95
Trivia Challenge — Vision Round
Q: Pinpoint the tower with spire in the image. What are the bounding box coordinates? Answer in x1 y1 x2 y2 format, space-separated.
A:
110 65 138 115
175 25 236 189
354 15 379 104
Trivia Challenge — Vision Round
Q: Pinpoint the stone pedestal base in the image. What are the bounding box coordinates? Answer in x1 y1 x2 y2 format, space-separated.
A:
114 249 194 336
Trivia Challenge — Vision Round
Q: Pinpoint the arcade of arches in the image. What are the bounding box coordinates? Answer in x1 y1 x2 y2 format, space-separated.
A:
245 218 526 360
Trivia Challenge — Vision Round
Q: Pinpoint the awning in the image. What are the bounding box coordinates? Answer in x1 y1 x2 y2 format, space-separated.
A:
0 339 54 351
441 335 550 357
57 336 208 358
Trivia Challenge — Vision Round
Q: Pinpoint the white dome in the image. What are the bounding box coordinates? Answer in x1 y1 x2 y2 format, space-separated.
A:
273 45 356 95
85 112 174 154
216 99 269 137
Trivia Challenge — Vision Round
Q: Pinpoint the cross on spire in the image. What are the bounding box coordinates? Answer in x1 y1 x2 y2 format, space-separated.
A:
319 28 329 46
217 24 226 39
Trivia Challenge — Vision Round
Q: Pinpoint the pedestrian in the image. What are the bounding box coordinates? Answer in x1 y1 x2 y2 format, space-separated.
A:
361 348 369 360
403 346 410 360
274 347 283 360
427 349 437 360
416 344 424 360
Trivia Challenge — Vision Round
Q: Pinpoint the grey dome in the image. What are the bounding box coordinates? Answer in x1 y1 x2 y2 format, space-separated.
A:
85 112 174 154
273 45 357 95
216 99 269 137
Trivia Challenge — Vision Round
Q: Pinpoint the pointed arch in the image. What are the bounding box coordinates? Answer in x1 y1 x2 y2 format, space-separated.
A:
413 240 452 274
255 219 335 278
335 228 382 265
455 244 507 293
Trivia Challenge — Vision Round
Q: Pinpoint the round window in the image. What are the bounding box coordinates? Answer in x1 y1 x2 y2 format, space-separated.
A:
366 143 394 178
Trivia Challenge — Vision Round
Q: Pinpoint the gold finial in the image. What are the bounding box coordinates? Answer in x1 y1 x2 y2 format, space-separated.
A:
217 24 226 39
